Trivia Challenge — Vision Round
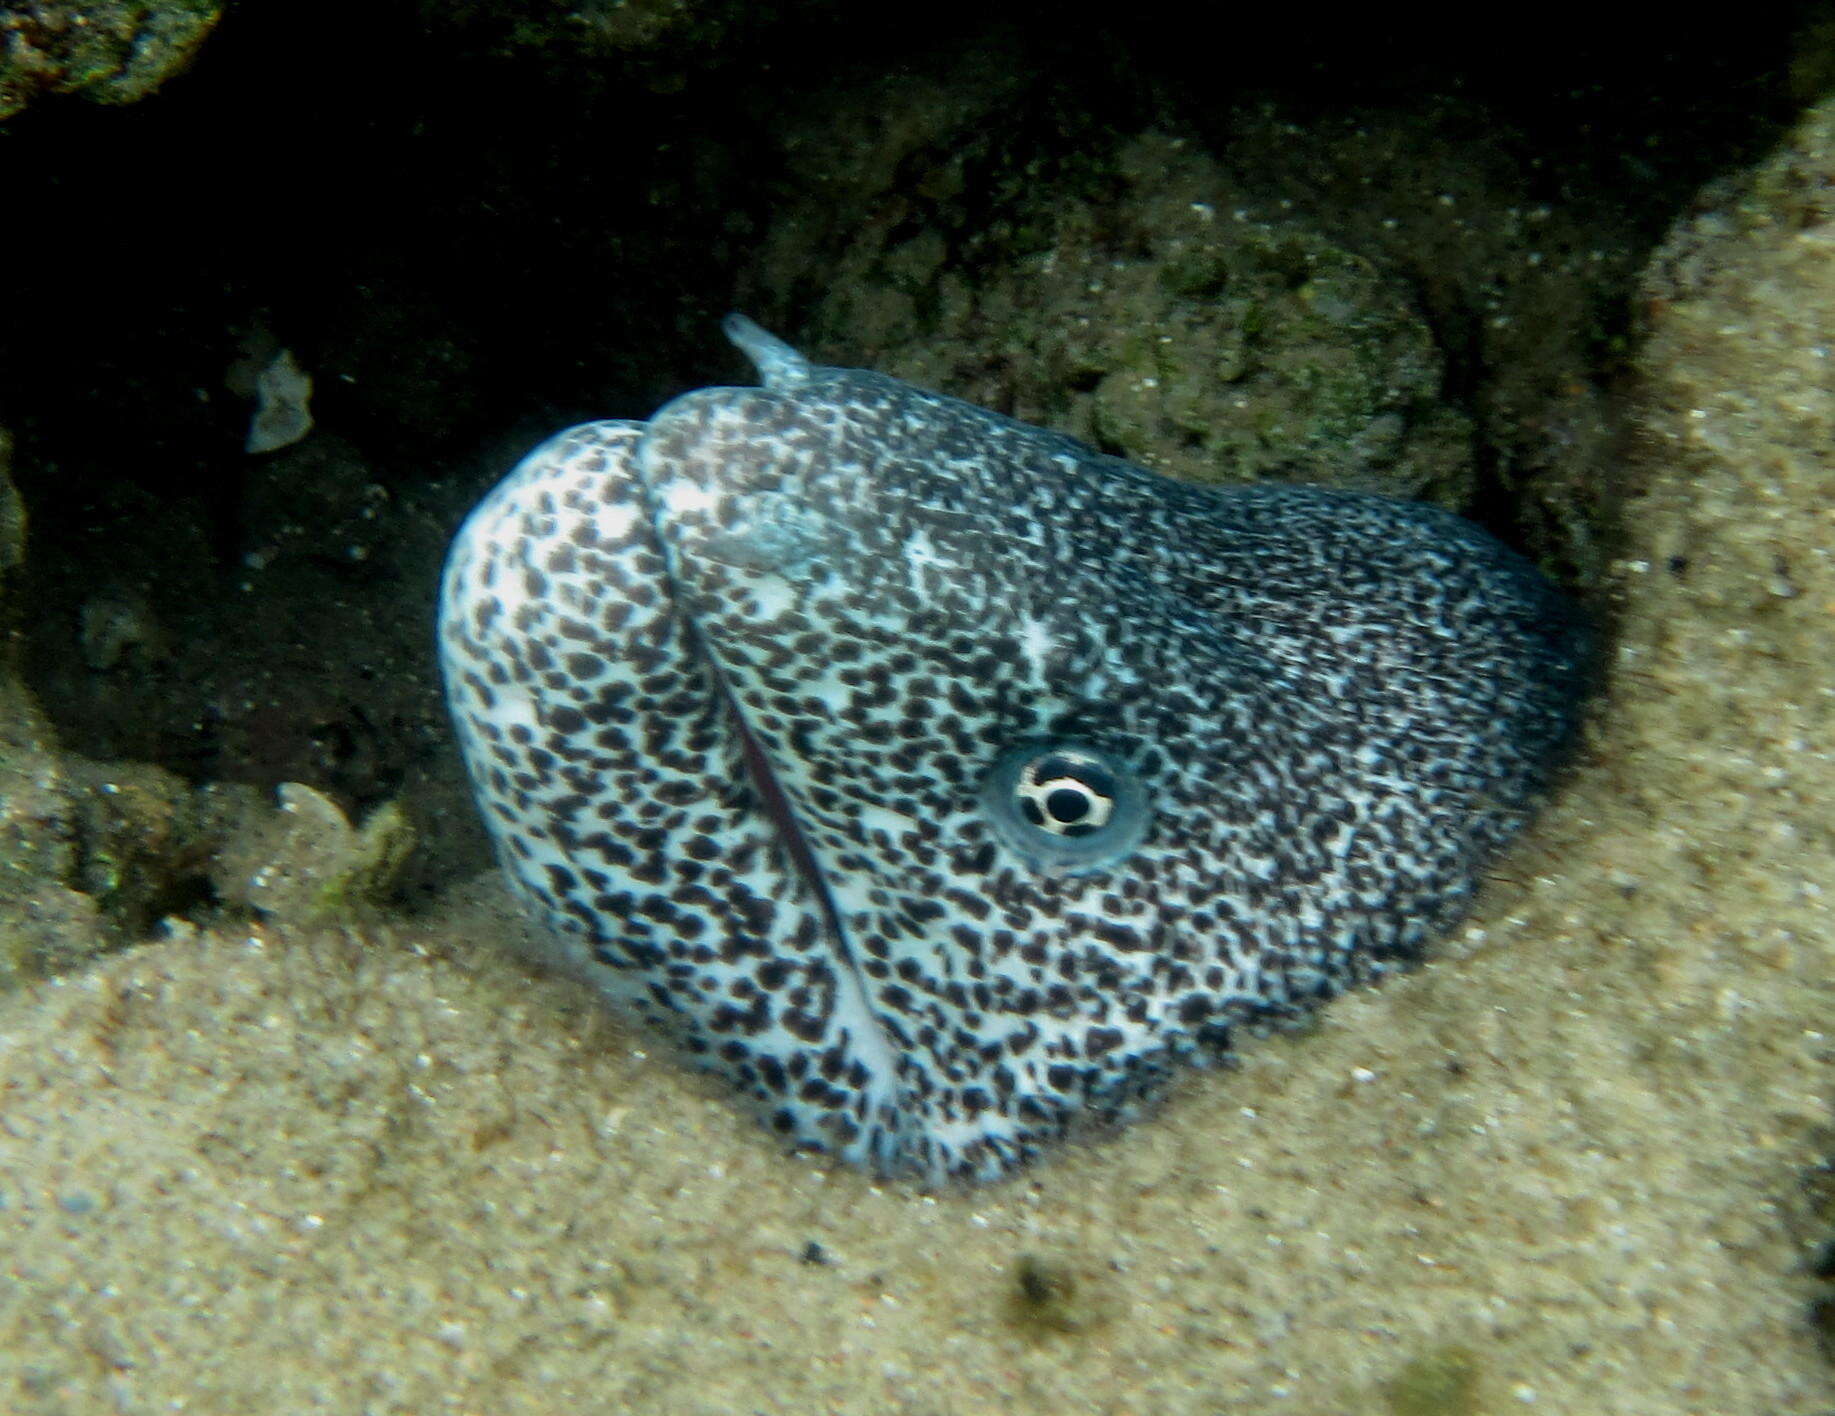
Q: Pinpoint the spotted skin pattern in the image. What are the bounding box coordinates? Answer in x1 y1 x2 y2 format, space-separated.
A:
438 316 1588 1184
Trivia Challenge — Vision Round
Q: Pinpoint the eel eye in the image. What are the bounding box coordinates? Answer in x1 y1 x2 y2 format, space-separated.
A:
978 740 1150 873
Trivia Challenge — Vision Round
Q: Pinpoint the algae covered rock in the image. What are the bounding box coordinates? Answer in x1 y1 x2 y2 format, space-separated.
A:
0 763 417 985
764 128 1474 504
0 429 105 982
0 1 222 121
0 429 18 580
420 0 837 91
0 429 415 985
738 60 1657 583
211 782 415 926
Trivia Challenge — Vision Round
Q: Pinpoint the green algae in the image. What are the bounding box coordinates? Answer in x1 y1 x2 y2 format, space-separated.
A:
1001 1253 1114 1341
1382 1346 1482 1416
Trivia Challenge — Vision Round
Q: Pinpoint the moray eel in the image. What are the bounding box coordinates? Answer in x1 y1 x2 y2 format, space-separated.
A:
438 315 1588 1184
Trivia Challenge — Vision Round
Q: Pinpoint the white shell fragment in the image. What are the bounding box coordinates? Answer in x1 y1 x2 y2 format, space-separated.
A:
245 348 314 454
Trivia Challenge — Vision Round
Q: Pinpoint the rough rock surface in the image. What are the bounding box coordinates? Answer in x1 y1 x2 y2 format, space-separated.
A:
0 1 220 120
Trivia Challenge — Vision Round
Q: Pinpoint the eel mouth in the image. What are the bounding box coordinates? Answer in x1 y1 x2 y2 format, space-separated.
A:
697 625 851 949
629 397 857 957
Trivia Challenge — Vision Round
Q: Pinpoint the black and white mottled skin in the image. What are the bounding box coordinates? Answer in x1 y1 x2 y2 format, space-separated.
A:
438 314 1588 1184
